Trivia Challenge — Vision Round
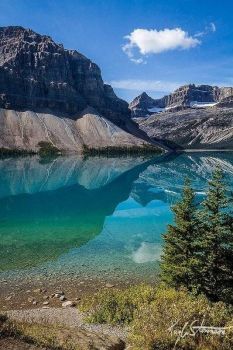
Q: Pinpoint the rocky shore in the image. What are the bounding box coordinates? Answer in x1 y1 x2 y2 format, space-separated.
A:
0 278 130 350
1 307 126 350
0 272 158 313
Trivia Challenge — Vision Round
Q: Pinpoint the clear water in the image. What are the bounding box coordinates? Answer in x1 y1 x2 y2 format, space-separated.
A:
0 152 233 283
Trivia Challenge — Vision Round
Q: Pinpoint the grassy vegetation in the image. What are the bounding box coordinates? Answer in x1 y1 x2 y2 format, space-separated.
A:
82 144 161 157
80 284 233 350
80 284 156 325
0 313 122 350
0 317 56 348
1 286 233 350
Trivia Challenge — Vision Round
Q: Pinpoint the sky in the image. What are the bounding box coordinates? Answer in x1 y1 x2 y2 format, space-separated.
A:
0 0 233 102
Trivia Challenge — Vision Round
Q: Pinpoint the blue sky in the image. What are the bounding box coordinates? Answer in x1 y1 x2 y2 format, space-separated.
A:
0 0 233 101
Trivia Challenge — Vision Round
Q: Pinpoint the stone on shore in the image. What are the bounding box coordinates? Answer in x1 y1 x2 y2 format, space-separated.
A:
62 301 76 308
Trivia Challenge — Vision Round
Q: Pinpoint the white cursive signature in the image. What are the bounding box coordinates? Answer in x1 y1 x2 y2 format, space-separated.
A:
167 317 233 349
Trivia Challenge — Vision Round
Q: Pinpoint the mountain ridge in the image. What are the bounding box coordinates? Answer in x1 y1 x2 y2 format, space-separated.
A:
0 26 161 152
136 107 233 150
129 84 233 118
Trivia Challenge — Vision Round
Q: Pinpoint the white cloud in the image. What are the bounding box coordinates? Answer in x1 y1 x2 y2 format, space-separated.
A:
210 22 216 32
130 57 146 64
194 22 217 38
122 27 200 63
110 79 182 92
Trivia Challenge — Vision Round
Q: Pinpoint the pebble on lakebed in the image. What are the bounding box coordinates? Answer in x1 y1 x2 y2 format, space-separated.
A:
33 289 42 293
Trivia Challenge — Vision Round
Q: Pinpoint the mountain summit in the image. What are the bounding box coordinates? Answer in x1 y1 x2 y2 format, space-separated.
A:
0 26 129 124
130 84 233 118
0 26 157 152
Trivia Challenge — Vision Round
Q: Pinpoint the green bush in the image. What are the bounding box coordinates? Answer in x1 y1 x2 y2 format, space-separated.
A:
80 285 233 350
130 286 233 350
37 141 60 157
80 284 156 325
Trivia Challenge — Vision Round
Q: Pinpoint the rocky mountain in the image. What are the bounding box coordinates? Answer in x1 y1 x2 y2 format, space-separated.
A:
130 84 233 149
0 107 150 152
130 85 233 117
137 107 233 150
129 92 164 118
0 26 156 152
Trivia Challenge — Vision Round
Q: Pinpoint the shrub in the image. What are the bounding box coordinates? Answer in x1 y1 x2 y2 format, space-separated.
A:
80 284 156 325
129 286 233 350
80 285 233 350
37 141 60 157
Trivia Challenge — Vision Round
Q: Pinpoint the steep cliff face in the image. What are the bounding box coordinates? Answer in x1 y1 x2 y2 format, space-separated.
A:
137 107 233 150
0 26 158 151
0 26 130 123
130 85 233 117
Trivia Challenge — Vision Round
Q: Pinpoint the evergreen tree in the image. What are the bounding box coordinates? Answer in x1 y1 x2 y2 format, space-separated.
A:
195 168 233 303
161 168 233 304
160 178 198 289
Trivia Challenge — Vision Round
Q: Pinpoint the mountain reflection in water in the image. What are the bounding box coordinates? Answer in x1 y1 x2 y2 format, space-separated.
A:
0 152 233 281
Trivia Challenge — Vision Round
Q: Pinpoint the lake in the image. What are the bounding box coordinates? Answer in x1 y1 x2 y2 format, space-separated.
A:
0 152 233 295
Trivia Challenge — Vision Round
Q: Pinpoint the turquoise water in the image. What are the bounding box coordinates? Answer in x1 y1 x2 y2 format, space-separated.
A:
0 152 233 283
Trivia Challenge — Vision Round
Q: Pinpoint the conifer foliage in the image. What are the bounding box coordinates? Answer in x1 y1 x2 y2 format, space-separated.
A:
160 179 197 288
161 168 233 304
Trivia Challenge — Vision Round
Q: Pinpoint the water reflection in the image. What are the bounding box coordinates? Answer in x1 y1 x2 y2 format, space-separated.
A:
0 156 158 271
0 152 233 279
0 156 152 197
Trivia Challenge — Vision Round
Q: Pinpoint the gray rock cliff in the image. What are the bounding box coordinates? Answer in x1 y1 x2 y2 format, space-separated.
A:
0 26 129 122
0 26 157 151
130 85 233 117
137 107 233 150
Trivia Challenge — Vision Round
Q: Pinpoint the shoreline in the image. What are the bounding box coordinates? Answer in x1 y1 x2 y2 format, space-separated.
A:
179 149 233 152
0 273 158 312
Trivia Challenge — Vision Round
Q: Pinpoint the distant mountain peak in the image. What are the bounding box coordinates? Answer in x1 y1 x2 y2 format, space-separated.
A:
129 84 233 117
129 91 157 110
141 91 150 97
